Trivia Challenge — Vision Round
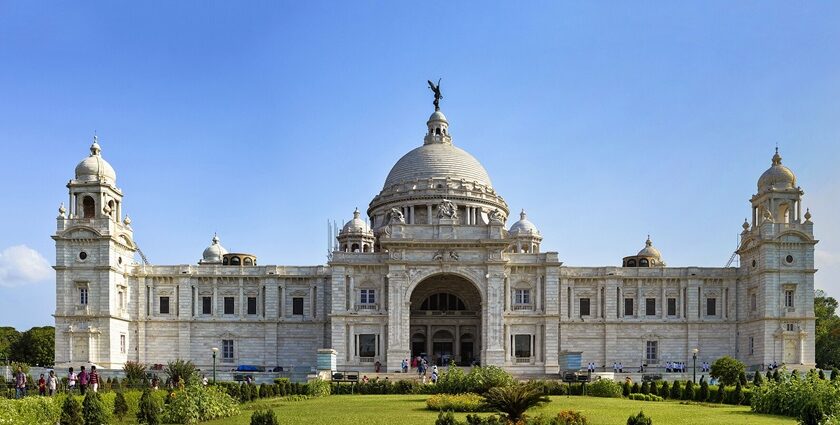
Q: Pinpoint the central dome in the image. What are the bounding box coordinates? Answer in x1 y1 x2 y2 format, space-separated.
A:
383 144 493 189
382 110 493 189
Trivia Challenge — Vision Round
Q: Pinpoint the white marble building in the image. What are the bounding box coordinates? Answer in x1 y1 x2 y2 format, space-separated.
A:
53 102 817 375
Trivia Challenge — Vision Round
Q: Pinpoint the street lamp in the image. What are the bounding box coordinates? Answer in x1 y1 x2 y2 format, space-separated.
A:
211 347 219 384
692 348 699 383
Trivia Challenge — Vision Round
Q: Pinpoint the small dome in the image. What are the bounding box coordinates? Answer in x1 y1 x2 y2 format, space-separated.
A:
637 235 662 260
509 209 540 235
341 208 372 234
201 234 228 264
757 149 796 192
75 137 117 183
428 110 447 123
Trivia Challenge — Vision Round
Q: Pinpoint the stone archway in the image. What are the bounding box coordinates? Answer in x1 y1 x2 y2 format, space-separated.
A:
409 274 482 366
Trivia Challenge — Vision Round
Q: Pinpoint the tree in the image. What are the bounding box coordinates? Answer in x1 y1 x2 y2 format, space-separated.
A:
164 359 197 386
682 380 695 401
753 371 764 386
627 411 653 425
710 356 745 387
698 377 709 402
251 409 280 425
11 326 54 366
814 290 840 369
0 327 21 363
659 381 670 399
123 361 148 388
670 380 682 399
482 384 549 422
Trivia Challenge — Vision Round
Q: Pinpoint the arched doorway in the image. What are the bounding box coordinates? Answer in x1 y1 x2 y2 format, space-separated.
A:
409 274 482 366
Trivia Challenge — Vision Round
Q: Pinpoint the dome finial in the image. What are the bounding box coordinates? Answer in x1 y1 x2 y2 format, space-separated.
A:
90 132 102 156
772 147 782 166
742 218 750 231
645 235 652 246
804 208 812 223
427 79 442 111
353 207 360 219
58 203 66 218
520 209 527 220
212 233 219 244
123 214 132 226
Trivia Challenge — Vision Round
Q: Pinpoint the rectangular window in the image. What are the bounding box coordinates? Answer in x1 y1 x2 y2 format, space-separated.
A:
118 291 124 310
749 336 755 355
751 293 757 312
785 290 794 308
645 341 658 362
247 297 257 315
706 298 717 316
120 334 126 354
786 323 796 332
579 298 590 317
222 339 234 362
624 298 634 316
292 297 304 315
224 297 235 315
360 289 375 304
358 334 376 357
646 298 656 316
79 288 89 305
667 298 677 316
514 334 532 358
159 297 170 314
514 289 531 305
202 297 212 315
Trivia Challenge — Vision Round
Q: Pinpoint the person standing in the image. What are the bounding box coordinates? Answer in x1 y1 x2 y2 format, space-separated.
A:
14 367 27 399
78 366 88 395
38 373 47 396
89 366 100 393
68 367 77 393
47 370 58 396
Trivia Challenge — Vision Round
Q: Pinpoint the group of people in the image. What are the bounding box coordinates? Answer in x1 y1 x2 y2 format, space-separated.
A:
665 361 688 372
767 361 780 371
411 356 438 384
12 365 100 399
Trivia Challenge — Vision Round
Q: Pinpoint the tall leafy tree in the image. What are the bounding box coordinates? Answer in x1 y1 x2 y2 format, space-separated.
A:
0 327 21 363
12 326 55 366
814 290 840 369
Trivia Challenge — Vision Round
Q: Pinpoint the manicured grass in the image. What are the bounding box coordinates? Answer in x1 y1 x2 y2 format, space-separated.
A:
203 395 796 425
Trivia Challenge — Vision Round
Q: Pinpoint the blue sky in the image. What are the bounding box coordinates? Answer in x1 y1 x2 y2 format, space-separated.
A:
0 2 838 330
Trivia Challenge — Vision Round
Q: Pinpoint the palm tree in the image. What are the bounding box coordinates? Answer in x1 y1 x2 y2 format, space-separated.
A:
482 384 549 423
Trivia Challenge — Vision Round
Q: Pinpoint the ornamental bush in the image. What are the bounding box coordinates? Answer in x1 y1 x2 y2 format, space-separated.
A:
137 387 163 425
710 356 746 387
586 379 622 398
751 370 840 419
658 381 669 399
426 393 486 412
113 391 129 420
670 380 681 399
682 381 694 401
622 380 631 397
640 381 649 395
306 378 331 398
60 395 84 425
82 392 109 425
482 384 550 423
626 410 653 425
698 378 709 402
251 409 280 425
163 383 239 424
753 371 764 387
553 410 589 425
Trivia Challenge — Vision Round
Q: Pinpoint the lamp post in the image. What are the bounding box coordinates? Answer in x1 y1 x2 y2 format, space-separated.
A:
211 347 219 384
692 348 699 383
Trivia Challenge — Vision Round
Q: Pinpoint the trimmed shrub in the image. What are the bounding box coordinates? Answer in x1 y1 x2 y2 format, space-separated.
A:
649 380 658 396
163 383 240 424
751 370 840 419
113 391 129 420
622 381 631 397
640 381 649 395
819 370 827 380
239 384 251 402
658 381 669 399
61 395 84 425
554 410 588 425
482 384 549 422
137 387 162 425
738 371 748 386
82 392 110 425
670 380 682 399
713 385 725 404
251 409 280 425
698 378 709 402
682 381 694 401
730 381 744 405
628 394 664 402
426 393 486 412
306 378 331 398
586 379 622 398
626 410 653 425
800 399 826 425
710 356 746 387
832 368 839 381
631 383 640 394
753 371 764 387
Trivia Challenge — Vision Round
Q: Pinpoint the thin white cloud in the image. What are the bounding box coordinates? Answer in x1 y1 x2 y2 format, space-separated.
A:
0 245 52 288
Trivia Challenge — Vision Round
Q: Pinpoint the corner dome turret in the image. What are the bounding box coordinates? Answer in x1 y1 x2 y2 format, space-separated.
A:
75 136 117 184
757 148 796 192
341 208 373 235
200 234 228 264
509 210 540 235
623 236 665 267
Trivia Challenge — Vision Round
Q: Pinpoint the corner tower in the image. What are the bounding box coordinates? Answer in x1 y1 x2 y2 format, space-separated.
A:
54 136 137 368
737 149 817 369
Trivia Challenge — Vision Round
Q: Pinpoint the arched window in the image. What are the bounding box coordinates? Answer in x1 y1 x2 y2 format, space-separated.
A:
107 200 115 217
230 256 241 266
351 243 360 252
82 196 95 218
419 293 466 311
243 258 253 266
639 259 649 267
362 244 370 253
627 259 637 267
223 257 229 265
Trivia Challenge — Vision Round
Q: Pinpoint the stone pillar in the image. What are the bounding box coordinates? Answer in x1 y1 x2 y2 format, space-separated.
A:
238 278 244 318
504 277 511 313
348 323 355 362
484 270 505 365
410 205 415 224
427 205 433 224
386 268 409 371
536 276 543 312
348 276 355 311
280 283 286 319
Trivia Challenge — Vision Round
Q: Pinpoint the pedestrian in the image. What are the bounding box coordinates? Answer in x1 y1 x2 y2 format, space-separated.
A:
68 367 77 393
14 367 27 399
78 366 88 395
431 365 438 384
202 375 208 386
48 370 57 396
618 362 623 373
402 358 408 373
89 366 100 393
38 373 46 396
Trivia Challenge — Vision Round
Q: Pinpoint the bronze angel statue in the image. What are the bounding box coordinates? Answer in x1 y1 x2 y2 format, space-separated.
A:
428 79 442 111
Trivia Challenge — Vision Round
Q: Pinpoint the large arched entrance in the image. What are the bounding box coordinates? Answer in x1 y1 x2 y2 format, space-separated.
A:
409 274 482 366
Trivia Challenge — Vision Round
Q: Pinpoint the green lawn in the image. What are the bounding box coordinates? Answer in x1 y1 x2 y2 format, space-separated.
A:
203 395 796 425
